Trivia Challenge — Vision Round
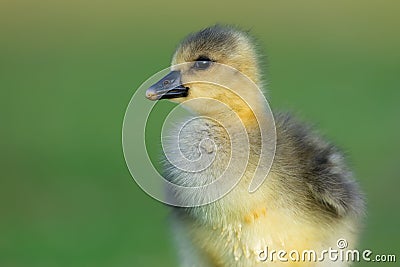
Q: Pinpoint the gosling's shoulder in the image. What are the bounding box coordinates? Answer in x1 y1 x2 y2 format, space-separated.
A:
272 112 365 218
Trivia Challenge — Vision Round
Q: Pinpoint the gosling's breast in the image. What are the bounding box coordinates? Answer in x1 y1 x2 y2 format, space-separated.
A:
162 116 235 187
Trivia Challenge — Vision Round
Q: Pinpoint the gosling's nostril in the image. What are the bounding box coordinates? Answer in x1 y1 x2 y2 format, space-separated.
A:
145 71 187 100
163 80 174 89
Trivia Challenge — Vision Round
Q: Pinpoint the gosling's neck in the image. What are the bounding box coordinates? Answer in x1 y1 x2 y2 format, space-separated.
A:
173 104 272 227
184 94 267 132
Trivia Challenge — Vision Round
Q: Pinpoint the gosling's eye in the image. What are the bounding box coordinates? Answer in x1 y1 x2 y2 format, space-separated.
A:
193 56 212 70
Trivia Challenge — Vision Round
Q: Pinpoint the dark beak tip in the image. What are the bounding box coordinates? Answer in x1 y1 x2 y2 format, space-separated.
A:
145 71 188 101
145 88 159 101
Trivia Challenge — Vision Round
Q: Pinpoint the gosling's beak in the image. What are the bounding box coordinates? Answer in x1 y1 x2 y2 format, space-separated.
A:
145 70 189 100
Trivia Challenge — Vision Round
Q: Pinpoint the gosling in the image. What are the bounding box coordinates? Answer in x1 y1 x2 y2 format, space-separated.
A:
145 25 364 267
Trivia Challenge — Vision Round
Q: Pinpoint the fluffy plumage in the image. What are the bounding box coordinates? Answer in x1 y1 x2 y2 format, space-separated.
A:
154 25 364 267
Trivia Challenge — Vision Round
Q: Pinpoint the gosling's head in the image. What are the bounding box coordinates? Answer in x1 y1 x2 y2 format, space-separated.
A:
146 25 264 118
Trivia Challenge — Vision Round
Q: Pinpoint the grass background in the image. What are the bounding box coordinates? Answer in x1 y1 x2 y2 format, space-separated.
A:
1 0 399 266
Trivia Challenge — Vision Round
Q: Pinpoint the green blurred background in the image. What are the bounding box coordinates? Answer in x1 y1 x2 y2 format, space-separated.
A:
1 0 399 266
